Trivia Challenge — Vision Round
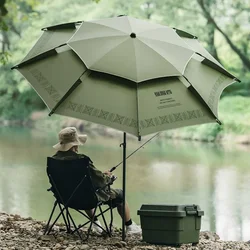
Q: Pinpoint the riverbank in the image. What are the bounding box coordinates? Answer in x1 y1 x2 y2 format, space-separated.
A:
1 107 250 147
1 95 250 145
1 212 249 250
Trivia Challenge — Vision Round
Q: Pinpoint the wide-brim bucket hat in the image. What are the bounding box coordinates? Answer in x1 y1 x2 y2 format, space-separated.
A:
53 127 87 151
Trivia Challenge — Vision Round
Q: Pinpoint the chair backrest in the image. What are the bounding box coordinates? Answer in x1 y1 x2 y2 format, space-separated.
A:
47 157 98 210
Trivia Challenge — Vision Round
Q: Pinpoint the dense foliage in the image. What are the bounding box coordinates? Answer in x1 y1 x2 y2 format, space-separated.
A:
0 0 249 121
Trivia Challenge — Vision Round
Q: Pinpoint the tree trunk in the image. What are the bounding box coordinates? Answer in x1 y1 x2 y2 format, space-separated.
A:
1 30 10 52
197 0 250 71
207 20 220 63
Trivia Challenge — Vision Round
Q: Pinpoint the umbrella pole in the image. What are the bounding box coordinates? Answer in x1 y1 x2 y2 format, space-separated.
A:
122 132 126 240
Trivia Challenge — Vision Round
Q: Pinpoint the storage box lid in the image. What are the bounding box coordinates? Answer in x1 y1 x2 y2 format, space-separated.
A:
137 204 204 217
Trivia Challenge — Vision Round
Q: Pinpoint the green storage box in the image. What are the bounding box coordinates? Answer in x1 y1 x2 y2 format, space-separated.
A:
137 204 204 245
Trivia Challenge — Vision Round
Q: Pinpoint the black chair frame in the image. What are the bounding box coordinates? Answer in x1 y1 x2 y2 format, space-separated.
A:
44 157 114 241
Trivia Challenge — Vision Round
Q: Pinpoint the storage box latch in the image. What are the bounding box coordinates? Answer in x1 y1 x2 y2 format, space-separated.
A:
185 205 198 215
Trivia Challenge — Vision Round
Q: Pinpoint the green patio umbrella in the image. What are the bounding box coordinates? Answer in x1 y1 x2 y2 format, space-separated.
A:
12 17 238 240
13 46 233 136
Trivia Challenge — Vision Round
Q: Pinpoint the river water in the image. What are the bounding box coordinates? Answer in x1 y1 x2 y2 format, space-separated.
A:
0 127 250 241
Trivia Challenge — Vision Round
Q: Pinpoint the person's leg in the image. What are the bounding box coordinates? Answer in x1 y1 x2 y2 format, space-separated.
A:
84 209 103 234
111 189 140 231
108 189 141 234
111 189 131 223
85 209 96 219
116 201 131 224
115 200 141 233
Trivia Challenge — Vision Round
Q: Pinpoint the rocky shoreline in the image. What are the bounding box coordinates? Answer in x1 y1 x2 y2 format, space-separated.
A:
1 213 249 250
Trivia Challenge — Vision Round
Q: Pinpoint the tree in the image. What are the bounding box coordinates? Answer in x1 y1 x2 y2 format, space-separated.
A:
1 0 249 120
197 0 250 71
0 0 40 64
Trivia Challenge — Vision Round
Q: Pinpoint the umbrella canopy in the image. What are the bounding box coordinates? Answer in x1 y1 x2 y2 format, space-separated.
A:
12 19 238 138
67 16 195 82
13 43 235 138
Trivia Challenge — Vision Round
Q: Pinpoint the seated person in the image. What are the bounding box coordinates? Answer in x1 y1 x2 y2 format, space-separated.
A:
52 126 141 234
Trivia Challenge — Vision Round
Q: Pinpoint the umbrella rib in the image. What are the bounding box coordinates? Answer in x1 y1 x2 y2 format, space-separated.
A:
135 83 141 139
69 34 127 43
138 29 193 51
11 48 58 69
126 17 133 33
82 38 134 72
87 21 130 35
72 22 128 42
199 55 239 81
174 28 197 39
125 17 141 82
137 39 182 74
139 35 193 52
183 76 221 124
48 72 87 116
42 21 82 31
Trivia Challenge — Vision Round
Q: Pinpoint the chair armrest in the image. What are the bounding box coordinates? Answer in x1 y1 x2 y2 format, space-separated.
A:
95 179 113 192
95 175 117 192
95 183 110 192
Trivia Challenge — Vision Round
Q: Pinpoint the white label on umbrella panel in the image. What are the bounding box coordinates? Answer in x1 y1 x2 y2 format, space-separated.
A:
137 77 215 136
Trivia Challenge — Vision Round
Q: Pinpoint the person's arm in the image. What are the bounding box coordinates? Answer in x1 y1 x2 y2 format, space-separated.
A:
88 161 112 188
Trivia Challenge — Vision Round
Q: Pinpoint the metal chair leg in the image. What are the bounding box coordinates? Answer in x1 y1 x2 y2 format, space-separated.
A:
109 204 113 235
86 206 98 240
58 203 71 233
65 208 83 241
99 205 111 237
44 201 58 234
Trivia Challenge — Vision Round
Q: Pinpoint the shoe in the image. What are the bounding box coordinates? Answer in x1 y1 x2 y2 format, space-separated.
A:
91 220 103 234
126 221 142 234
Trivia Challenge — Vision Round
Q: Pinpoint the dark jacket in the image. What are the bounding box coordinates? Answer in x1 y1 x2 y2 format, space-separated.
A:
52 150 118 202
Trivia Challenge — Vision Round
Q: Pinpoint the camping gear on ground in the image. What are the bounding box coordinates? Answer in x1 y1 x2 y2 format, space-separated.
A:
12 15 238 240
137 204 204 246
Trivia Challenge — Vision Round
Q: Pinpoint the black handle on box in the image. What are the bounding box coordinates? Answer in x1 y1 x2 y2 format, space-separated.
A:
185 205 198 215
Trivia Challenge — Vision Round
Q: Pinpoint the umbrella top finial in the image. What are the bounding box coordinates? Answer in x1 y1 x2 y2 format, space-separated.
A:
130 32 136 38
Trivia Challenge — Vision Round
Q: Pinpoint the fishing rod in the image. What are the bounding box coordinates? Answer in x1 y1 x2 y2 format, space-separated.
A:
109 132 160 172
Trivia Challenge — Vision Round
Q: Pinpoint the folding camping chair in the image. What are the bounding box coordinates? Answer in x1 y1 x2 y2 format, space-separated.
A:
44 157 114 241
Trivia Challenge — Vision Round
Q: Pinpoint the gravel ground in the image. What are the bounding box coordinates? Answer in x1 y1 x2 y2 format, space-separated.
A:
0 212 250 250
